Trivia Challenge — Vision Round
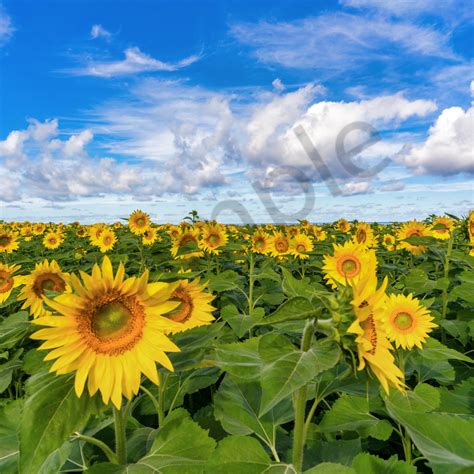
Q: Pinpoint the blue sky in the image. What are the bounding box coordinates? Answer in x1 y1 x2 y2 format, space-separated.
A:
0 0 473 223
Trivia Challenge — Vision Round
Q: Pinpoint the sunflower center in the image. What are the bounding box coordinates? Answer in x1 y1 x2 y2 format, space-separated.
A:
407 230 422 237
255 238 265 249
136 218 145 227
394 311 414 330
207 233 220 245
167 288 193 323
180 234 196 246
275 238 289 252
296 244 306 253
0 236 11 246
33 273 66 297
79 294 146 355
92 302 131 338
356 229 367 243
0 271 14 293
339 257 360 277
103 235 112 245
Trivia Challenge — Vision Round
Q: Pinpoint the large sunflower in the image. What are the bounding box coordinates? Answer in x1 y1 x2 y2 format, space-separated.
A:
467 210 474 242
18 260 70 318
431 217 454 240
170 228 202 259
142 227 159 246
199 224 228 255
348 274 405 393
322 241 376 288
335 219 351 233
31 257 182 409
98 228 117 253
381 293 437 349
128 210 151 235
290 233 313 260
0 230 20 253
269 232 290 258
352 223 376 248
251 230 271 255
164 279 215 333
43 231 63 250
382 234 396 251
0 263 22 304
397 221 432 255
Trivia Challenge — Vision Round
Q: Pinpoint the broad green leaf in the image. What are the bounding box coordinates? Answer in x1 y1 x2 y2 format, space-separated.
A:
207 270 243 292
386 397 474 473
258 335 340 416
403 269 435 295
221 304 265 337
304 437 361 469
19 372 103 474
281 267 314 299
319 394 392 440
305 463 355 474
352 453 416 473
135 408 216 473
206 435 295 474
0 400 21 474
214 374 293 449
385 383 440 413
259 297 321 325
0 312 32 349
215 337 262 379
438 378 474 415
0 353 22 394
417 338 472 363
126 427 157 463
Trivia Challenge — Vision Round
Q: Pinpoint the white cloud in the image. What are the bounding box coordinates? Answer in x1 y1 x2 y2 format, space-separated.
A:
340 0 461 17
396 105 474 175
272 78 285 91
90 24 111 39
74 47 201 77
231 12 456 71
0 6 13 46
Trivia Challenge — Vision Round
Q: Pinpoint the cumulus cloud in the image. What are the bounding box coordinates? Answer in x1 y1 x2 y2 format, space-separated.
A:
73 47 201 77
396 105 474 175
90 24 111 39
0 6 13 46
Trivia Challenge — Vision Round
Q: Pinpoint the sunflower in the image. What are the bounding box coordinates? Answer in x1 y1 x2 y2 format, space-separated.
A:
382 294 437 349
352 223 376 248
171 228 202 259
18 260 70 318
89 224 107 247
0 230 20 253
251 230 271 255
76 226 88 238
322 241 376 288
269 232 291 258
30 257 182 409
0 263 22 304
142 227 159 246
290 234 313 260
98 228 117 253
397 221 432 255
335 218 351 233
21 226 34 242
32 223 46 236
348 274 405 393
167 225 181 240
128 210 151 235
382 234 397 251
163 279 215 333
199 224 228 255
431 216 454 240
468 210 474 241
43 231 63 250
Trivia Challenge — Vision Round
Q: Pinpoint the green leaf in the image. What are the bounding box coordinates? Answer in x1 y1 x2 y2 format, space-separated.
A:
319 394 391 440
304 437 361 468
206 435 294 474
281 267 314 299
403 270 435 295
258 335 340 416
215 337 262 380
259 297 321 325
221 304 264 337
0 400 21 473
0 354 22 394
19 372 103 474
305 463 355 474
385 397 474 473
214 374 293 449
135 408 216 473
416 338 472 363
352 453 416 474
438 378 474 415
385 383 440 413
207 270 243 292
0 312 32 349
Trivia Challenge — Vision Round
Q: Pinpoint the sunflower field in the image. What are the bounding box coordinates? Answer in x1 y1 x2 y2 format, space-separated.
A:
0 211 473 474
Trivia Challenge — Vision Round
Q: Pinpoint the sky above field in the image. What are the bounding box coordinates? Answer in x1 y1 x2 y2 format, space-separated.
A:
0 0 473 224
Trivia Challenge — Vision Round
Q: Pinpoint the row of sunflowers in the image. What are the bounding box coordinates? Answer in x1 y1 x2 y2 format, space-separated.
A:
0 210 473 473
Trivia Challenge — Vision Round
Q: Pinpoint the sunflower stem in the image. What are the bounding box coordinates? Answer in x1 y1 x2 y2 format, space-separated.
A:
248 251 255 316
72 433 118 464
292 319 316 473
113 406 127 465
140 384 161 426
157 371 168 426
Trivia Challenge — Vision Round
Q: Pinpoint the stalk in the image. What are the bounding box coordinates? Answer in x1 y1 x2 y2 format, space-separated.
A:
248 251 255 316
113 406 127 465
292 319 316 472
72 433 118 464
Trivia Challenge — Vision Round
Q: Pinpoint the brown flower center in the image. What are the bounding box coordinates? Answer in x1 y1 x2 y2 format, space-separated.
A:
33 273 66 297
338 256 361 278
356 229 367 243
296 243 307 253
0 235 11 246
167 288 193 323
0 270 14 293
78 293 146 355
275 238 289 253
361 315 377 355
393 311 414 330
